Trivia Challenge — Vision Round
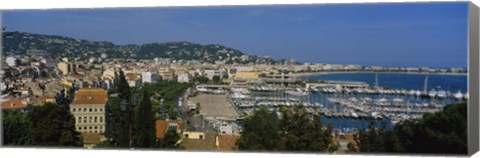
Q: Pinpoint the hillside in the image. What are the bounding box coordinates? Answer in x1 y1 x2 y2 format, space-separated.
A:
2 31 284 64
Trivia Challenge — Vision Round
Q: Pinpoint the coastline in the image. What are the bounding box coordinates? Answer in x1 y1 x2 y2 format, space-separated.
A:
292 71 468 77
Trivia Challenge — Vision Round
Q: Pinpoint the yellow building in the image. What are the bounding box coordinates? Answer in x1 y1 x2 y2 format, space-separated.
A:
183 131 205 139
70 88 107 134
234 71 260 79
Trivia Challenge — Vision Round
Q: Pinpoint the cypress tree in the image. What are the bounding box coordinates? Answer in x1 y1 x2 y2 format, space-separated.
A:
133 89 156 148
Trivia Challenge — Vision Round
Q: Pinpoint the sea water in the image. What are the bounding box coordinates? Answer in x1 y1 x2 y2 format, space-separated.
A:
303 72 467 93
301 73 467 130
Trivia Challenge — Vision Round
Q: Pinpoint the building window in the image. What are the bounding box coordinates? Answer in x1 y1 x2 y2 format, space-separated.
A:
94 126 98 129
100 117 103 123
94 116 97 123
99 108 103 112
84 117 87 123
94 108 97 112
199 135 203 139
84 127 87 130
184 134 189 138
89 126 92 129
72 108 76 112
89 108 92 112
89 116 92 123
78 117 81 123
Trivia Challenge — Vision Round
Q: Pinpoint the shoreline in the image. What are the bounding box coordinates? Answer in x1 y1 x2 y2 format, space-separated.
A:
292 71 468 77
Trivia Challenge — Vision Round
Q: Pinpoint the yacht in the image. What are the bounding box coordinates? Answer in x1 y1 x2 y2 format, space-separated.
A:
415 90 422 97
408 90 416 95
436 90 447 98
454 91 464 100
392 97 403 102
428 89 437 98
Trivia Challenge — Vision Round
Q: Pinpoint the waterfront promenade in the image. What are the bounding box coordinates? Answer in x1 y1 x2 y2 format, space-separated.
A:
291 71 468 77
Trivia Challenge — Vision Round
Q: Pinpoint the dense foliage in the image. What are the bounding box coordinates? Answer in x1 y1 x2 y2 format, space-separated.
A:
354 102 467 154
156 128 183 149
2 103 82 147
235 106 336 152
279 105 335 152
2 110 30 145
99 70 188 149
236 108 283 151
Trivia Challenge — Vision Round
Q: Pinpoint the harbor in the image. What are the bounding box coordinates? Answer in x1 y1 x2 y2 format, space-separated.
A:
195 72 467 130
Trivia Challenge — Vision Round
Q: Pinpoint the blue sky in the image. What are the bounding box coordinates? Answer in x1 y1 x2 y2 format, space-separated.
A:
3 2 468 68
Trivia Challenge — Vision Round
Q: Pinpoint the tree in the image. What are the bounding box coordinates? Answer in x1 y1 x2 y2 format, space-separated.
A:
212 75 221 84
133 89 156 148
2 110 30 145
236 108 282 151
103 96 130 147
193 76 209 84
103 70 133 148
157 128 182 149
26 103 81 146
394 102 467 154
279 105 313 151
278 105 334 152
355 102 467 154
195 102 201 114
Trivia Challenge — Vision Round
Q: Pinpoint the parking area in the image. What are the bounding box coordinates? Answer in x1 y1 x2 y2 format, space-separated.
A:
188 93 239 118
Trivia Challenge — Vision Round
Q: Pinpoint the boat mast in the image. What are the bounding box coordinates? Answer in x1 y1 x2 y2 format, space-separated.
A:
423 75 429 94
374 73 379 88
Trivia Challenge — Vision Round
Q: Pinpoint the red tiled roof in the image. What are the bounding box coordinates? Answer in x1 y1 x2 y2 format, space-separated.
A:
71 88 107 105
1 100 28 109
155 120 185 139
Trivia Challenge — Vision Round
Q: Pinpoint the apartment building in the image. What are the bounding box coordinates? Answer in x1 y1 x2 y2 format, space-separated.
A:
70 88 107 134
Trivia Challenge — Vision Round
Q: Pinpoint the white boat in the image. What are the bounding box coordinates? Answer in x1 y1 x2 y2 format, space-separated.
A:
454 91 464 100
351 111 359 118
437 90 447 98
408 90 416 95
415 90 422 96
428 89 437 98
392 97 403 102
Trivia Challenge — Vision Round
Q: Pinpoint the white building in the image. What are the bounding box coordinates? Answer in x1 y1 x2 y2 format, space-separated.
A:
177 72 192 83
101 53 108 59
323 64 344 71
6 57 18 67
345 65 363 71
154 58 171 65
204 69 222 80
141 71 158 84
218 123 237 135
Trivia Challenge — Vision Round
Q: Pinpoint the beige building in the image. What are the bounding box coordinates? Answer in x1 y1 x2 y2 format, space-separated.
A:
57 62 70 75
71 88 107 134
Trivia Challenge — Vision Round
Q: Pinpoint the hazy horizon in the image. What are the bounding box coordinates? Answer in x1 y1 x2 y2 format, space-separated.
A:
3 2 469 68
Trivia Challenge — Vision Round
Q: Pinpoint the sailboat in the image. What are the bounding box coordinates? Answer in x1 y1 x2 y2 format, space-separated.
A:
421 75 430 98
